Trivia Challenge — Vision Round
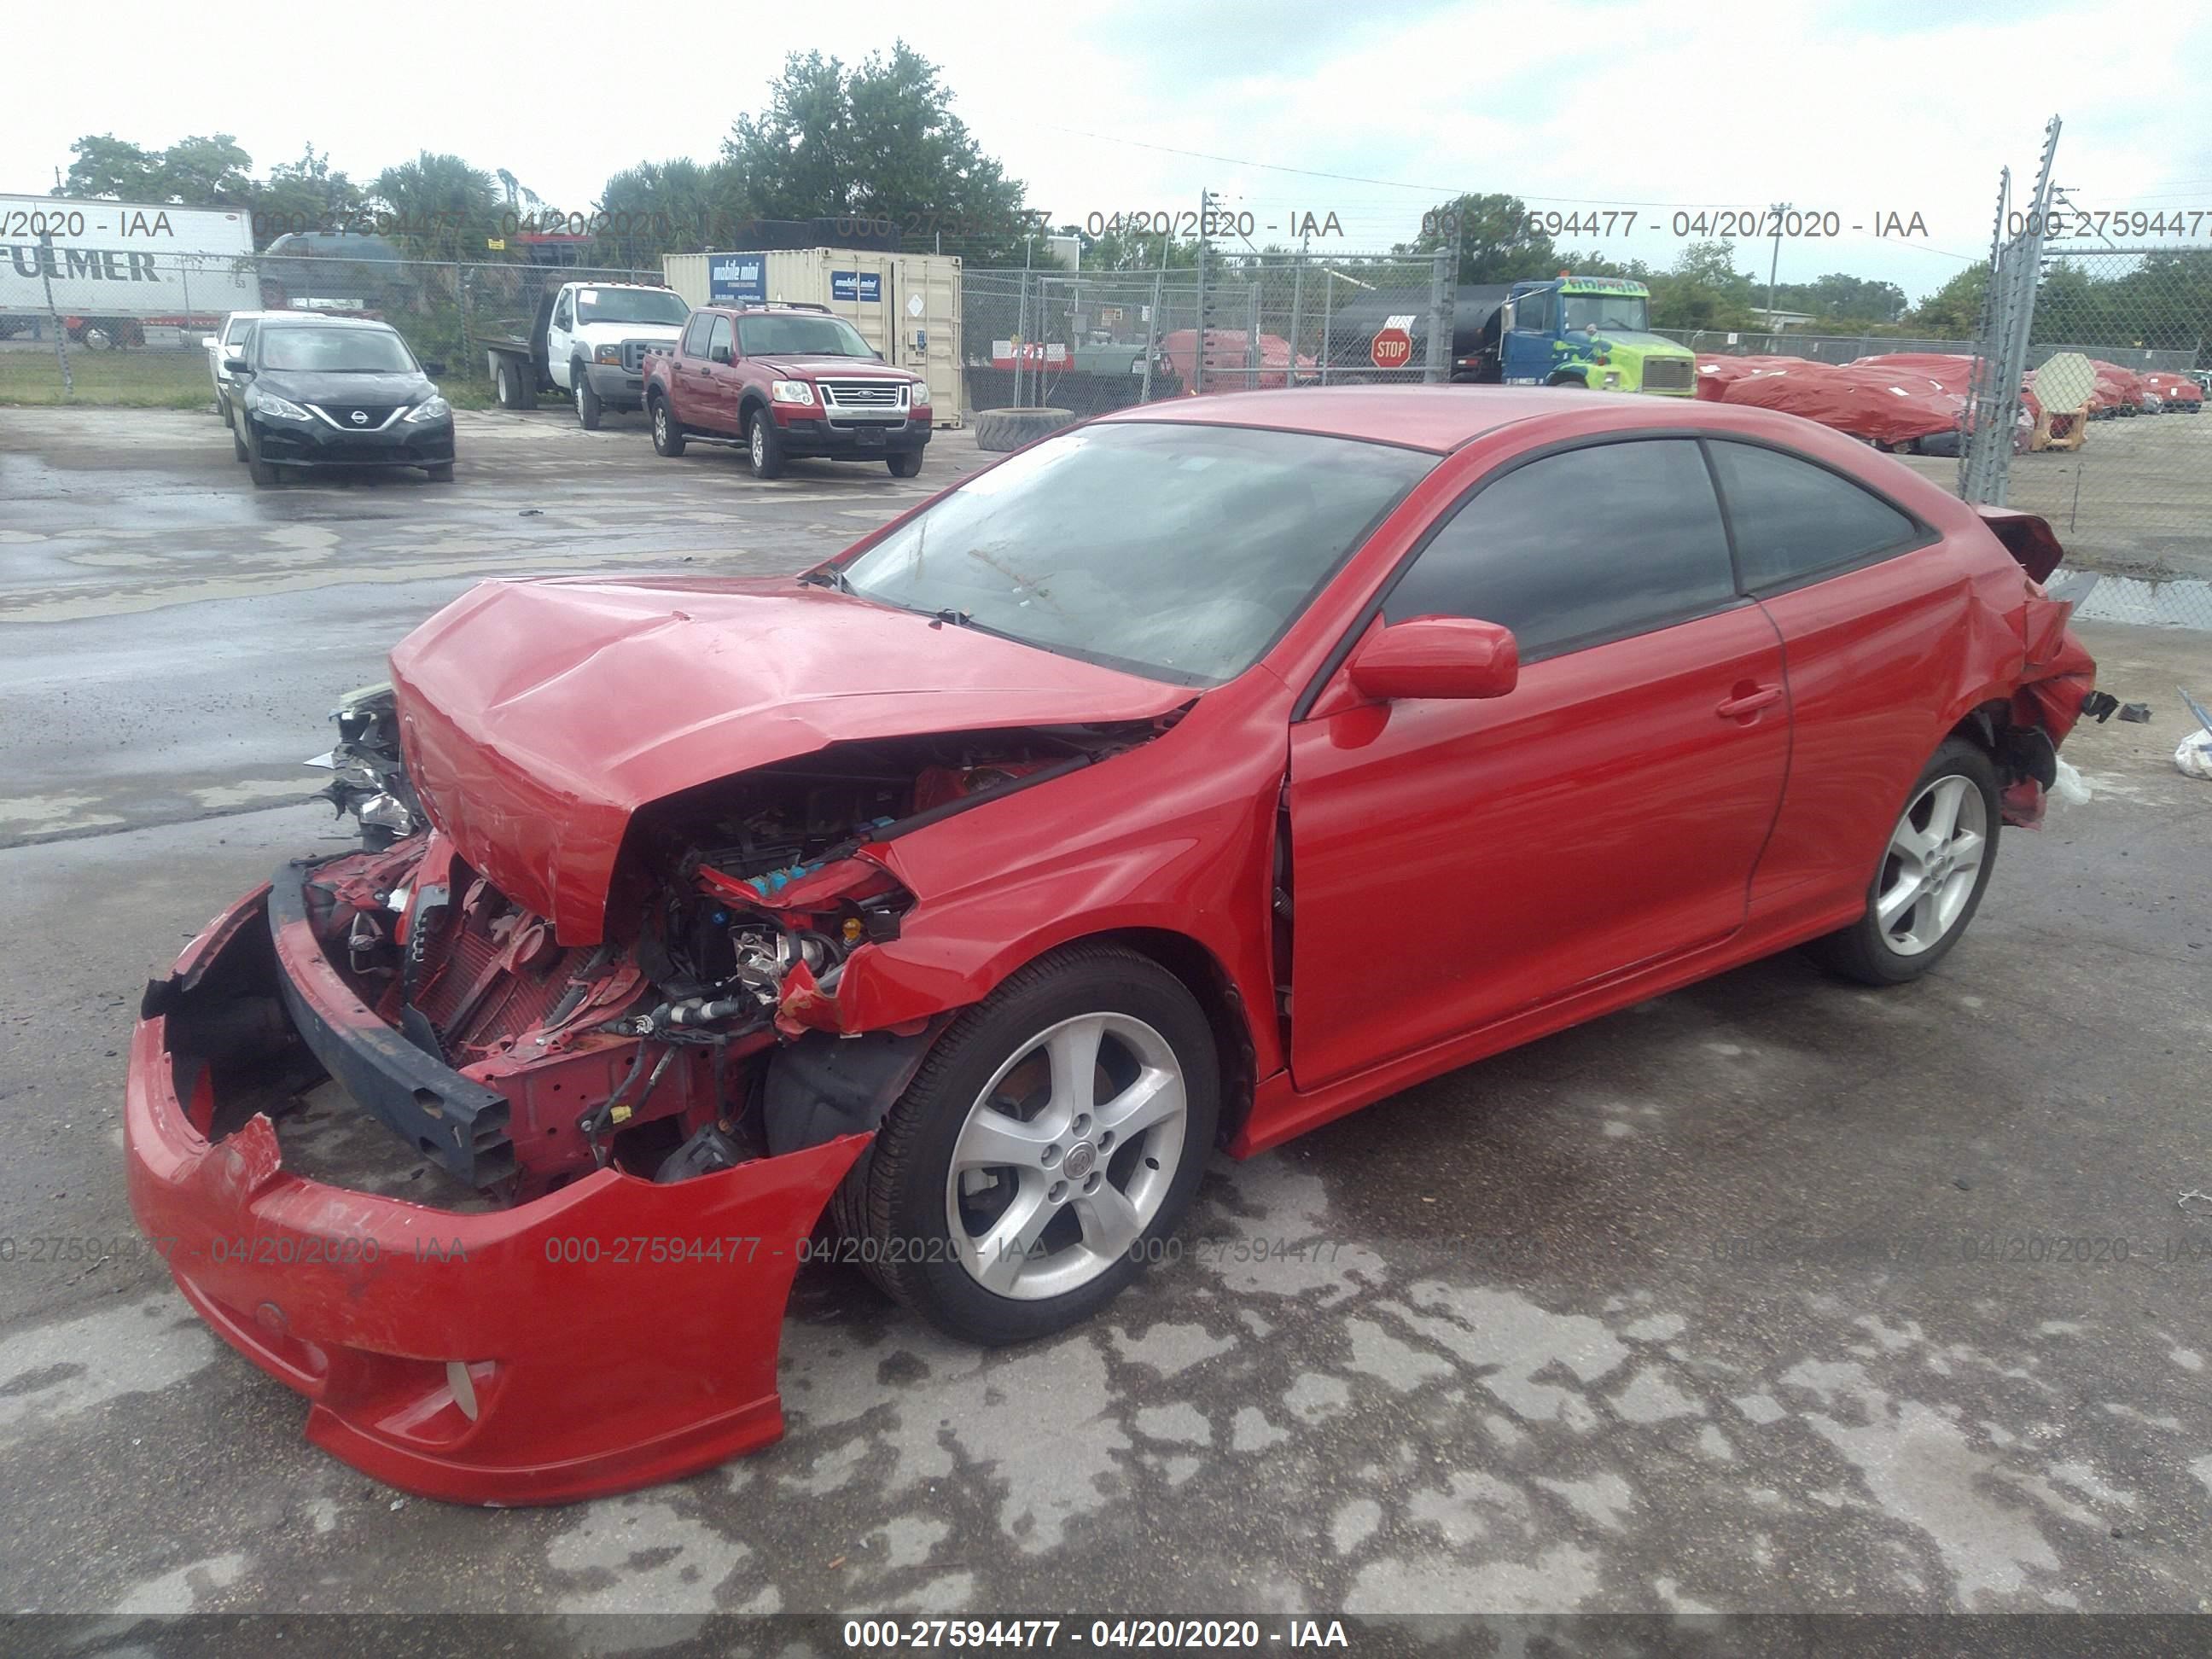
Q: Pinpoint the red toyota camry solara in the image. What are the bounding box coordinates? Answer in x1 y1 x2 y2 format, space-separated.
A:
126 387 2098 1504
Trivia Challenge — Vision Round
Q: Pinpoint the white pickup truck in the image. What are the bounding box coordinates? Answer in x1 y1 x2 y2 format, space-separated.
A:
479 280 690 428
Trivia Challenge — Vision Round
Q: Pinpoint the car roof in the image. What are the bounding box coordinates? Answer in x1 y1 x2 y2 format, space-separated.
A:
1098 384 1878 455
257 315 398 333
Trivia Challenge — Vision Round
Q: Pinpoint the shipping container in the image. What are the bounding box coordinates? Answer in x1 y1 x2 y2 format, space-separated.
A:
0 196 257 326
663 247 963 426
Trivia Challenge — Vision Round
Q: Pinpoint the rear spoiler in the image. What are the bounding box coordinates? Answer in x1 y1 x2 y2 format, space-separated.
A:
1974 506 2065 584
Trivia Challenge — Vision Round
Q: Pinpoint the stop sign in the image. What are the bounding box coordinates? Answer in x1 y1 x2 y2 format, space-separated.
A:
1371 327 1413 370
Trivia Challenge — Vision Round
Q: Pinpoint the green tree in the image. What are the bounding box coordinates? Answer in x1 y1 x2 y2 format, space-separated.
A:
722 43 1031 261
1649 241 1758 329
370 152 501 261
1400 193 1563 286
156 135 254 205
1906 265 1988 336
249 144 365 245
56 133 162 199
597 158 747 264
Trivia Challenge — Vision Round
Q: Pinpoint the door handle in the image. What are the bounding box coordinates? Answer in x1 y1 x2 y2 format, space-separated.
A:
1715 683 1784 721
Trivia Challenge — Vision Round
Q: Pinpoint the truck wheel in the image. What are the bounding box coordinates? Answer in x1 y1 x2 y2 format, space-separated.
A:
494 360 524 409
245 424 282 488
973 406 1078 453
573 364 603 430
746 408 786 479
887 451 924 478
650 394 686 457
1546 374 1589 389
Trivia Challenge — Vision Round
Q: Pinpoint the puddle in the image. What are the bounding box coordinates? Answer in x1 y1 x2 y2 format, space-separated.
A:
2050 569 2212 632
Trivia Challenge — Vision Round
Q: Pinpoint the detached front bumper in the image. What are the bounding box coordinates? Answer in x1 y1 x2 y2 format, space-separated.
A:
125 881 867 1505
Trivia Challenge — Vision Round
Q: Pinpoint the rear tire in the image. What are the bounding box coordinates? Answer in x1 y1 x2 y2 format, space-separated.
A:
573 363 602 430
746 408 786 479
230 409 248 463
887 450 923 478
650 394 686 457
846 944 1220 1346
1804 737 2000 986
494 360 524 410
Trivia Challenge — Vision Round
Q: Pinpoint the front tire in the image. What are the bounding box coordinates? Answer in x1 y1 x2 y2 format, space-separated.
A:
746 408 785 479
422 462 454 482
573 364 602 430
230 408 248 463
650 394 686 457
245 422 281 488
849 944 1220 1345
1805 737 2000 986
887 450 923 478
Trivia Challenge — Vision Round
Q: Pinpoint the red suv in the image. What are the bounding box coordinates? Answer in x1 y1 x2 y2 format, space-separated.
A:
640 303 931 479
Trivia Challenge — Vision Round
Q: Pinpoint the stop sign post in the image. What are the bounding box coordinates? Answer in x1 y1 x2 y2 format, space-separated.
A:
1371 326 1413 370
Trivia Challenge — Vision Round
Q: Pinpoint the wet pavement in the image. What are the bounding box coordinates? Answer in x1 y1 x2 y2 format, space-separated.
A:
2 406 2210 1627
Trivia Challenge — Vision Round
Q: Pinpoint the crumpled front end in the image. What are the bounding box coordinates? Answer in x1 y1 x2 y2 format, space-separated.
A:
127 688 1173 1503
125 876 867 1505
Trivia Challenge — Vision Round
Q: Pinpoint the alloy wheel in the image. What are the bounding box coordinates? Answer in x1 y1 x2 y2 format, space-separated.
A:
943 1012 1188 1301
1876 774 1988 956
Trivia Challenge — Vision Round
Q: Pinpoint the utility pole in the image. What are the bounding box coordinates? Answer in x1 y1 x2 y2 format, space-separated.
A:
1765 202 1790 331
37 234 73 399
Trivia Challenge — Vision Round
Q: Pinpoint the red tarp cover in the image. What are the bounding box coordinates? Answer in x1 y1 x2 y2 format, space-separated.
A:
1720 358 1964 446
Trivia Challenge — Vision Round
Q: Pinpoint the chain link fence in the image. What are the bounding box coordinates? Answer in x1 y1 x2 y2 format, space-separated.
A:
0 250 663 406
958 252 1456 418
1959 243 2212 629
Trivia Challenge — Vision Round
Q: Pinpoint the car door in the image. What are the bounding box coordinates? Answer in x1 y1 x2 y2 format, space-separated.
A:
1700 438 1952 924
1285 436 1790 1090
546 288 575 388
703 315 742 434
667 312 716 428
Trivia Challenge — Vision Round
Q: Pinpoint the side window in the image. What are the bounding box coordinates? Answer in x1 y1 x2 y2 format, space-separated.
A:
707 316 735 364
1383 439 1736 661
1707 440 1919 590
680 314 713 358
552 292 573 330
1515 289 1552 333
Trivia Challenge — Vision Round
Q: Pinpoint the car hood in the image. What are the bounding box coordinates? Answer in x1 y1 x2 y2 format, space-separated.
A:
254 370 434 407
757 354 919 381
1589 331 1691 358
387 575 1190 943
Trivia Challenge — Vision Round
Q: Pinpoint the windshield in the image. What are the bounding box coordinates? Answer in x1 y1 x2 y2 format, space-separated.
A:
836 422 1435 685
259 328 415 373
738 314 875 358
576 287 689 327
1562 293 1650 332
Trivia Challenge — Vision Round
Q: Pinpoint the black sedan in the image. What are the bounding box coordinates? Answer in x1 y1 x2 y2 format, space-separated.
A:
224 317 456 486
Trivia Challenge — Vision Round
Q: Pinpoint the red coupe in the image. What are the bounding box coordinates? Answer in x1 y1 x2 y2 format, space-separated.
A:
125 387 2098 1503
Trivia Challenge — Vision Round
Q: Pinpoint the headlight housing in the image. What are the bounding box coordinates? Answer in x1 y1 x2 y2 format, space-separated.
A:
771 380 815 406
252 392 312 421
403 395 451 425
594 343 624 364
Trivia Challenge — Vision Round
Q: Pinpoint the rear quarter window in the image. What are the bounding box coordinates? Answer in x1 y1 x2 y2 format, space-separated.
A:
1707 440 1922 591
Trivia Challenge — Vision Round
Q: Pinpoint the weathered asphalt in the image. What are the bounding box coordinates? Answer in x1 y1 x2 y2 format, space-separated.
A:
2 406 2209 1629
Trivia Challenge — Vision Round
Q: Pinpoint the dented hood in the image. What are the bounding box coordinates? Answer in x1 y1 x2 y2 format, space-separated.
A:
388 576 1189 943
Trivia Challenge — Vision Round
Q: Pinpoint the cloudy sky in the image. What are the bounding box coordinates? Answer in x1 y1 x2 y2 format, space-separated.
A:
8 0 2209 302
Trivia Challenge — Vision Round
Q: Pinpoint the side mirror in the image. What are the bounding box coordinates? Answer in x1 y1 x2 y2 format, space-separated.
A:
1347 615 1519 702
420 359 446 376
709 347 733 366
224 351 250 375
